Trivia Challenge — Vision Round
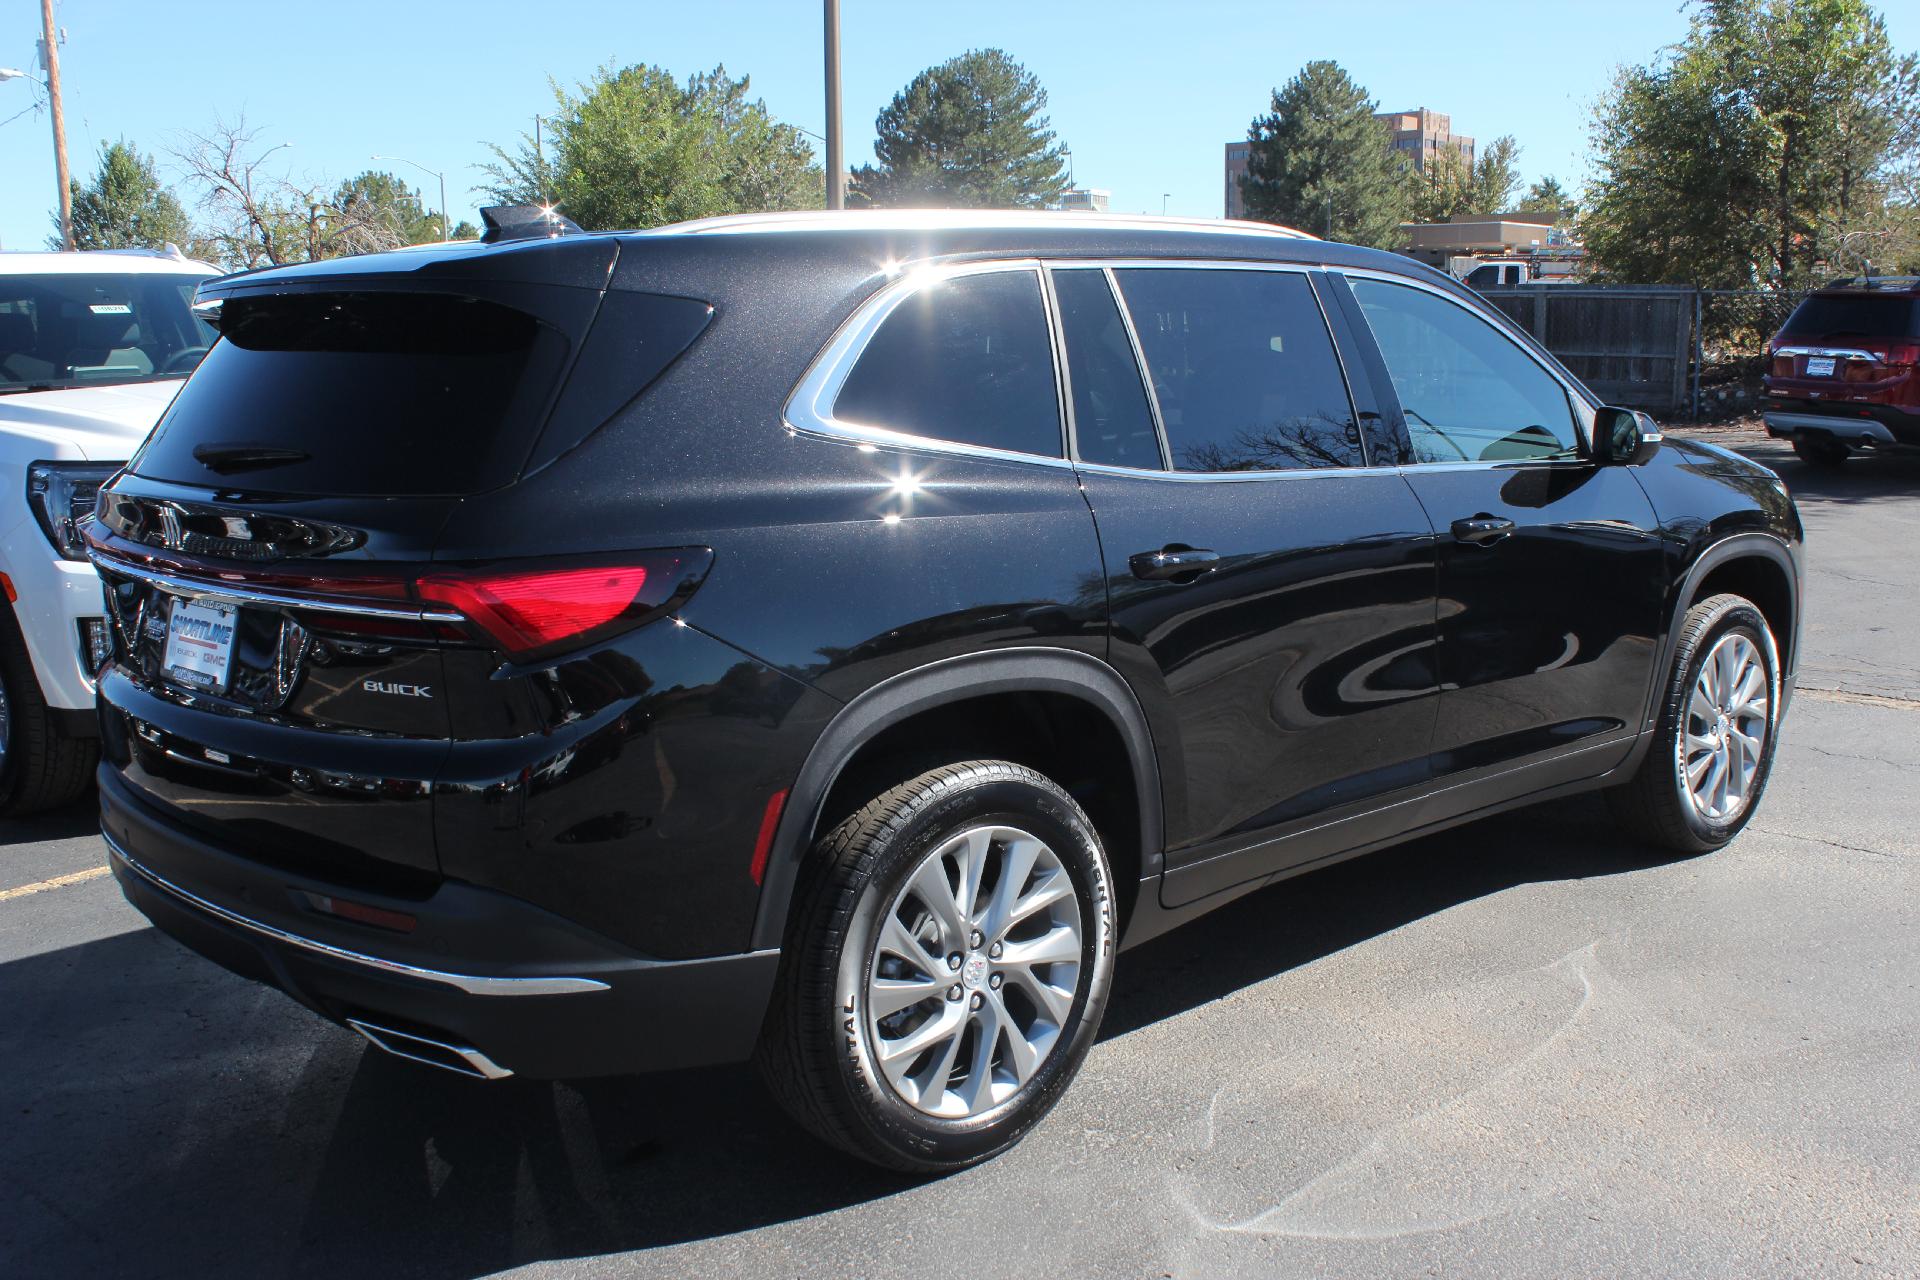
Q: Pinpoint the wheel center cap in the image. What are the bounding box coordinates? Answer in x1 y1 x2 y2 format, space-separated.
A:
961 952 990 991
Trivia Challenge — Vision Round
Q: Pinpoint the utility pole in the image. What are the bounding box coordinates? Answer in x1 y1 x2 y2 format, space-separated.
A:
823 0 844 210
40 0 71 251
534 115 546 205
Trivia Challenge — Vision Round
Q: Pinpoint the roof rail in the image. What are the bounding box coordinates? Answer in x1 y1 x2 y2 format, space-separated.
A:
479 204 583 244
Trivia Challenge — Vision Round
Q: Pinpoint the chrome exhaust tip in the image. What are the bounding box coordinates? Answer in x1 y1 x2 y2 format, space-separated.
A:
347 1018 514 1080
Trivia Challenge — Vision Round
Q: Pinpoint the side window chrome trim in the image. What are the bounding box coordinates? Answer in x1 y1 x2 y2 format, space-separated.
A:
784 258 1074 468
1333 264 1600 454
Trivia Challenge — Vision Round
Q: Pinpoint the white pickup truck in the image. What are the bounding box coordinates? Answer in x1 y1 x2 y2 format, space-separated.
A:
0 247 219 813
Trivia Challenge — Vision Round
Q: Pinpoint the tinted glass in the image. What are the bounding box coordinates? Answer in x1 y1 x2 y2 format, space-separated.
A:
1052 269 1161 468
1782 293 1920 339
1466 265 1499 288
834 270 1061 456
1114 268 1361 471
0 273 217 392
134 291 574 497
1349 279 1579 463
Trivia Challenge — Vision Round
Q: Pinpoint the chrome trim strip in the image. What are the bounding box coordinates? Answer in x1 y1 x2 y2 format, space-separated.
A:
1070 459 1410 483
89 553 465 625
103 830 611 997
1775 346 1876 362
346 1019 514 1080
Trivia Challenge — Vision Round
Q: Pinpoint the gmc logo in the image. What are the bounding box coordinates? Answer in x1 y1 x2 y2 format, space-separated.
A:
363 681 432 698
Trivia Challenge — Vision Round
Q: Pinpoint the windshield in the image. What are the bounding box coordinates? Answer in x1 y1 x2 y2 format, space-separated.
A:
0 272 218 394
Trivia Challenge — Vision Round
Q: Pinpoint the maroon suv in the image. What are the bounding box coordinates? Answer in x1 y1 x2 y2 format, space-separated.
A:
1762 275 1920 465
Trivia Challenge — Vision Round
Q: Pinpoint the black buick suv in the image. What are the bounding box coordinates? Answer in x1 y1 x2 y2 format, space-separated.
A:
88 209 1803 1172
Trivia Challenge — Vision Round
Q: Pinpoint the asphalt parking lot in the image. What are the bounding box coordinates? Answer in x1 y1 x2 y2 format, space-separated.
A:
3 430 1916 1279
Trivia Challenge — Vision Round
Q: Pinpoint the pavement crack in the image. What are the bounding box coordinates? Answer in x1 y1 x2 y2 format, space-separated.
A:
1750 826 1903 860
1788 742 1920 773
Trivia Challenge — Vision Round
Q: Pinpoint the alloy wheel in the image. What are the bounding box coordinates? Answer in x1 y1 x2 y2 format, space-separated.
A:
1679 632 1769 821
864 824 1083 1119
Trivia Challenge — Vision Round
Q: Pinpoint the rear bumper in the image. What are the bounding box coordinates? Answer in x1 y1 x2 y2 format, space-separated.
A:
100 767 779 1079
1763 403 1920 448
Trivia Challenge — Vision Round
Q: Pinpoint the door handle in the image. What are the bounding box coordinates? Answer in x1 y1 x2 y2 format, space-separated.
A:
1450 515 1516 546
1129 546 1220 582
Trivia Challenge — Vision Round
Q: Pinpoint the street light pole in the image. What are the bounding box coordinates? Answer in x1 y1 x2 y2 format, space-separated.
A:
372 154 449 241
39 0 71 250
823 0 844 210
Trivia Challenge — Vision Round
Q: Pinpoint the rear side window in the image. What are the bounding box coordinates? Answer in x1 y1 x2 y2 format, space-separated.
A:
132 290 708 498
833 270 1061 457
1052 269 1161 468
1782 293 1920 339
1113 268 1361 472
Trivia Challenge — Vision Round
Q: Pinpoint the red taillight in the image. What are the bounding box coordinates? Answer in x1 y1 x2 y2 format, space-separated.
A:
1842 357 1878 383
1771 354 1795 378
420 565 651 655
418 551 707 660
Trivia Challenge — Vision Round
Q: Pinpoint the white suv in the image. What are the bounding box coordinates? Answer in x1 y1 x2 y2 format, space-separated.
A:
1 248 219 814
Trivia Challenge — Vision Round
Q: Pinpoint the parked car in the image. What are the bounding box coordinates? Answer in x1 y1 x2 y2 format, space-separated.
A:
89 209 1802 1172
1762 274 1920 465
0 247 219 814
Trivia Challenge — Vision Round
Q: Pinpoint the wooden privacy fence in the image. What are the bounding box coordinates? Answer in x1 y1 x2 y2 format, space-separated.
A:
1476 285 1698 415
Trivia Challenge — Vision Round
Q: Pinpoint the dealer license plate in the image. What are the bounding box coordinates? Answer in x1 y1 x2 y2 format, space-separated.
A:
1805 356 1836 377
163 598 238 693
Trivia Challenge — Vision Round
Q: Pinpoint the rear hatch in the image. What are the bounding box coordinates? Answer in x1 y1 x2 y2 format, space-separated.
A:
89 242 713 895
1770 289 1920 407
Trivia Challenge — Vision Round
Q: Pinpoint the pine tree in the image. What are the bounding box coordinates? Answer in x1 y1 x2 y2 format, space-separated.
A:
850 49 1067 209
59 140 192 251
1240 62 1408 247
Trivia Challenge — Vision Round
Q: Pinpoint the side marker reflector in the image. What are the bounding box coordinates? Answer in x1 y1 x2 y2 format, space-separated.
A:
749 788 789 886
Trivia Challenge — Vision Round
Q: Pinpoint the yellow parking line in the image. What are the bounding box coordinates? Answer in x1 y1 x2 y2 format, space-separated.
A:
0 865 111 902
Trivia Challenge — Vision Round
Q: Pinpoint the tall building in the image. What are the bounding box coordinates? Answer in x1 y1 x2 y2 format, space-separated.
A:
1374 108 1474 172
1225 108 1475 221
1223 141 1250 219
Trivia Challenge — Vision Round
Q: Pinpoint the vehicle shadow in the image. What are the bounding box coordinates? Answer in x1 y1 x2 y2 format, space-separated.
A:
1714 434 1920 507
0 799 98 849
1101 794 1695 1039
0 796 1695 1278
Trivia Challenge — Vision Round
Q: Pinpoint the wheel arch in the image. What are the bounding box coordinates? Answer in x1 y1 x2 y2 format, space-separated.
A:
749 648 1164 952
1652 532 1801 731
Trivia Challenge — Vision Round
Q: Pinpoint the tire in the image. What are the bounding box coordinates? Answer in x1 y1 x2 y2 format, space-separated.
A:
756 760 1117 1173
0 604 97 817
1606 593 1780 853
1792 435 1849 467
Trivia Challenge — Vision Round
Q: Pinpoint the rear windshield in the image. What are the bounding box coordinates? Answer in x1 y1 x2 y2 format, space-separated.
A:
1 272 217 393
1781 293 1920 340
131 289 710 498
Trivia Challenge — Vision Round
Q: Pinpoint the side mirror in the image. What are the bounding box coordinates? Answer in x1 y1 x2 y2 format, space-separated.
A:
1593 407 1662 466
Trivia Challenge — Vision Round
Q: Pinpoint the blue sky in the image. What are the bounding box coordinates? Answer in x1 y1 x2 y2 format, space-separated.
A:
2 0 1914 249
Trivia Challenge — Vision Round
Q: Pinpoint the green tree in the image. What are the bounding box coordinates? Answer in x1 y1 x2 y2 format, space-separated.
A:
57 140 192 251
1516 175 1578 223
481 64 819 230
850 49 1067 208
1240 61 1407 246
1586 0 1920 286
1405 135 1522 223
